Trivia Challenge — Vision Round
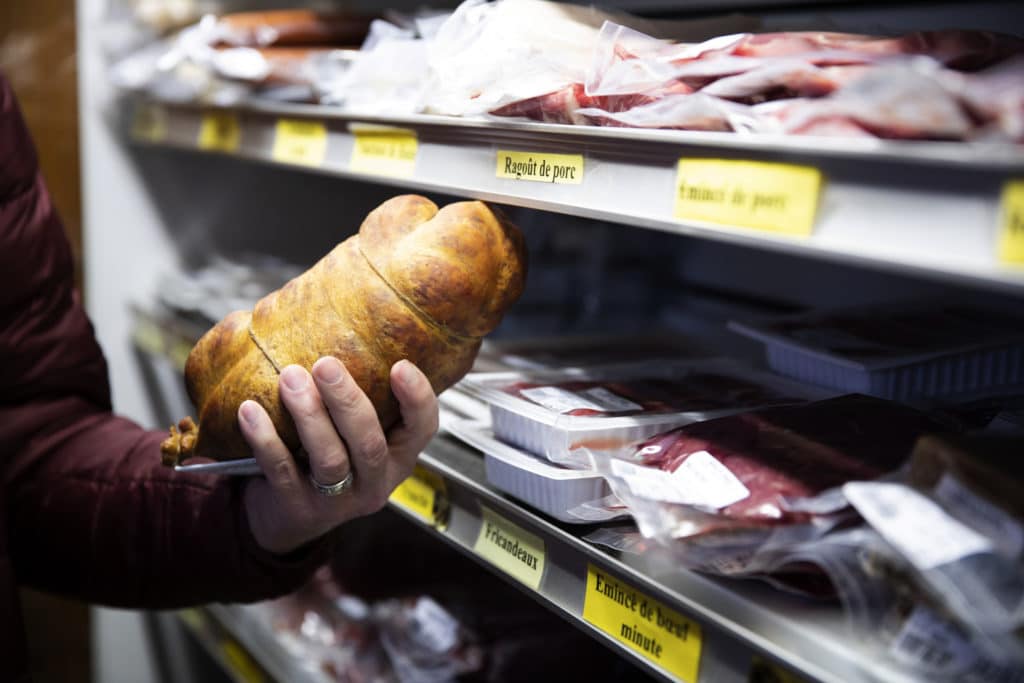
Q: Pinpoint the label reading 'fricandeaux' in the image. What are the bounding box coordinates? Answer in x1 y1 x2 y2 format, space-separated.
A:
496 150 584 184
674 158 821 236
583 564 702 682
475 505 548 589
473 507 546 590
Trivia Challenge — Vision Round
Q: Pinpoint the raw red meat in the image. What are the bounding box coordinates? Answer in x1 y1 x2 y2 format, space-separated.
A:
956 56 1024 141
504 372 802 417
632 395 945 524
765 64 974 140
699 62 869 103
577 93 742 131
489 81 692 124
725 30 1023 70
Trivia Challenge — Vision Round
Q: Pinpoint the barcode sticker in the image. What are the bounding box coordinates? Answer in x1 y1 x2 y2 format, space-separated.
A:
889 606 972 676
844 482 993 570
520 386 642 414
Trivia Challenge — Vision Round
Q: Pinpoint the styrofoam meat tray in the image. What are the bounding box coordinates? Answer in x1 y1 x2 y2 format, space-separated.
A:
729 304 1024 401
445 420 611 524
457 358 824 464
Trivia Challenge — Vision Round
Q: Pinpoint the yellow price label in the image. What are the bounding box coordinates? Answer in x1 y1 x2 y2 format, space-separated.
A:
177 608 204 632
473 507 546 590
170 341 192 371
131 102 167 143
998 180 1024 266
220 640 264 683
271 119 327 167
132 320 164 355
496 150 584 184
389 465 446 526
582 564 702 682
351 130 418 177
198 111 241 153
674 159 822 236
749 656 809 683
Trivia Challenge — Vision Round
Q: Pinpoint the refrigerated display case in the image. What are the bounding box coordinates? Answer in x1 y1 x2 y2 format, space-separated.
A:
75 1 1024 681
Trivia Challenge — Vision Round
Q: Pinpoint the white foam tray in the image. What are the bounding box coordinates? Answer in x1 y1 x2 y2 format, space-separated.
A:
445 420 610 524
458 358 823 464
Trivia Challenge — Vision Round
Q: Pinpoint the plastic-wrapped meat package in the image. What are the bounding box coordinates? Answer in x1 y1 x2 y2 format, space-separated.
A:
421 0 618 117
261 567 395 683
428 0 757 122
774 528 1024 682
761 61 974 140
843 434 1024 664
952 56 1024 141
202 9 376 48
374 596 484 683
575 93 756 132
460 359 817 465
490 80 694 126
330 20 430 113
587 395 948 574
108 9 374 104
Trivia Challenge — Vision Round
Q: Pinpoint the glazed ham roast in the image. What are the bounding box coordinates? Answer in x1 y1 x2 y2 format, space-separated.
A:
161 195 527 465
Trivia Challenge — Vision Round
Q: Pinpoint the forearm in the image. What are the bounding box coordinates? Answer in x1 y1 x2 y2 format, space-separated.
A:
5 397 331 608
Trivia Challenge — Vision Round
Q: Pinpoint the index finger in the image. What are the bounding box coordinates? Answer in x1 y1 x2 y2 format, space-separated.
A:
386 360 439 459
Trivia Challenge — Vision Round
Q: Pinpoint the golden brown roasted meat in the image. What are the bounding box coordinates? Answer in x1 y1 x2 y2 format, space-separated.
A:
160 195 527 465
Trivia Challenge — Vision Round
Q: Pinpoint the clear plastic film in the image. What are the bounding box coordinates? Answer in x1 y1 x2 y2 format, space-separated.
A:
843 434 1024 665
577 395 948 575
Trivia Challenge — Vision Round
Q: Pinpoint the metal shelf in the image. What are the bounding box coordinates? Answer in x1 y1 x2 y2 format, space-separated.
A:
124 97 1024 296
129 315 919 683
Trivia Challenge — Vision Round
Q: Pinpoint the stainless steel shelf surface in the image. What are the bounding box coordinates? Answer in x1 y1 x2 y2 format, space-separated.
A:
124 97 1024 295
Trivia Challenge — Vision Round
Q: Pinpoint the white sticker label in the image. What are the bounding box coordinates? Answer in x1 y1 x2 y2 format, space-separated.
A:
410 597 459 653
520 386 642 414
889 606 973 676
934 475 1024 558
611 451 748 509
844 482 993 570
673 450 750 509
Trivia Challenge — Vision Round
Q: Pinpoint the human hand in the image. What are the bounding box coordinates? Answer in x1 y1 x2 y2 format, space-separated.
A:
239 357 439 555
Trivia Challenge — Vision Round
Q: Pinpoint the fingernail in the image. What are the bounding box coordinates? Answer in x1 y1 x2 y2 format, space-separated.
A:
396 360 415 387
313 357 343 385
239 400 260 428
281 365 307 391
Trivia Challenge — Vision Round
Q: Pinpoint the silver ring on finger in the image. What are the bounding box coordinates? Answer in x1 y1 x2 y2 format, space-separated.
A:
309 470 355 497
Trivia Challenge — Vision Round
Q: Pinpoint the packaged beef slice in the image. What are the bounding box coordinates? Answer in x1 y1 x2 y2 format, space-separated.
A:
588 394 950 572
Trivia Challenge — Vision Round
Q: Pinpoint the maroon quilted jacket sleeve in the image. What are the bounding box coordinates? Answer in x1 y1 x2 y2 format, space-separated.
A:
0 74 332 608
